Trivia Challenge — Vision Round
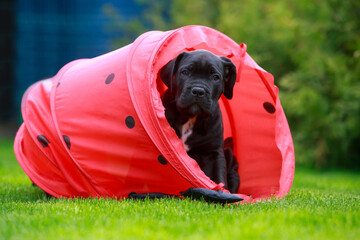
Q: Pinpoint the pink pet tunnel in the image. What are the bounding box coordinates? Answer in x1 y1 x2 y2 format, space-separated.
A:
14 25 295 203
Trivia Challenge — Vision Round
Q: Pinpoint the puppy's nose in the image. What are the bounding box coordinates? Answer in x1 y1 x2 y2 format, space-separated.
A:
191 87 205 97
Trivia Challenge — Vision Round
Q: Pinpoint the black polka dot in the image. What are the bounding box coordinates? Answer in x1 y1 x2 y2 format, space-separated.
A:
158 155 167 165
62 135 71 150
125 116 135 129
263 102 276 114
37 135 50 147
105 73 115 84
57 82 60 88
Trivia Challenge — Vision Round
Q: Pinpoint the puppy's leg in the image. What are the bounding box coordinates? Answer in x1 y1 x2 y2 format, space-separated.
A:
188 150 228 189
224 148 240 193
224 138 240 193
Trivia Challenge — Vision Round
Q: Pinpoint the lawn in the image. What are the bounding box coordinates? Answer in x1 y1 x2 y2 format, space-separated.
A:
1 138 359 240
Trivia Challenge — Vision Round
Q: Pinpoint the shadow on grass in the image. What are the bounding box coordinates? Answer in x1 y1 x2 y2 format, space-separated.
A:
0 182 54 203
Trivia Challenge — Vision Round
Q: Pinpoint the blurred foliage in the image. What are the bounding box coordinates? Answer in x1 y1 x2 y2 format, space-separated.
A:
103 0 360 169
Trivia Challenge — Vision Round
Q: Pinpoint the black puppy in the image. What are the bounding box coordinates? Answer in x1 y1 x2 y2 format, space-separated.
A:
160 50 240 193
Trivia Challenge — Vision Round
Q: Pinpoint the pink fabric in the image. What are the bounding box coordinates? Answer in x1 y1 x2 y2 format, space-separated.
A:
14 25 295 202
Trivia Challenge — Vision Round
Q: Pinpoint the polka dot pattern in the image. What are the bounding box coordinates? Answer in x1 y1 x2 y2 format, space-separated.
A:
105 73 115 84
37 135 50 147
125 116 135 129
158 155 167 165
263 102 275 114
62 135 71 150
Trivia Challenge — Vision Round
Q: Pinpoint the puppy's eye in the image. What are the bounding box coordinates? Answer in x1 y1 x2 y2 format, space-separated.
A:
181 69 190 76
212 74 220 81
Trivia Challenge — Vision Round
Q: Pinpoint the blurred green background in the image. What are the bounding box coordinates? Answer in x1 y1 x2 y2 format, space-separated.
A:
1 0 359 169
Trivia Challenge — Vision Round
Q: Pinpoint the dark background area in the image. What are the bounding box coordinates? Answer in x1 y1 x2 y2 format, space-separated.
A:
0 0 14 123
1 0 359 169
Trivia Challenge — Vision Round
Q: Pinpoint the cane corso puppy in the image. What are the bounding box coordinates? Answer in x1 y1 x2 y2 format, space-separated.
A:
160 50 240 193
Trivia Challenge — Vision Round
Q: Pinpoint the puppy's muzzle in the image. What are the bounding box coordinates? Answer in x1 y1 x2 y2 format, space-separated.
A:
190 87 206 98
178 85 213 117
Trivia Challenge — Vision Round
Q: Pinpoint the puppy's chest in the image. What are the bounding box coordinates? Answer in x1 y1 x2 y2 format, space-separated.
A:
179 116 197 152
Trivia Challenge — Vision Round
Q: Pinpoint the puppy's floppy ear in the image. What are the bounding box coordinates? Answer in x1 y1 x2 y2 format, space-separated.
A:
220 56 237 99
160 52 187 94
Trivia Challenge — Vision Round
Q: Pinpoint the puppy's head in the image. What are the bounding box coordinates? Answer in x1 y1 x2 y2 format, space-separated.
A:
160 50 237 117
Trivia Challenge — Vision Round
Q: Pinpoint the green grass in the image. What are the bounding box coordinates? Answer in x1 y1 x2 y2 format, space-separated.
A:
1 138 359 240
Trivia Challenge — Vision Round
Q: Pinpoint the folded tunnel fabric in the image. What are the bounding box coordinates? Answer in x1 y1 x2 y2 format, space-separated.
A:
14 25 295 203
